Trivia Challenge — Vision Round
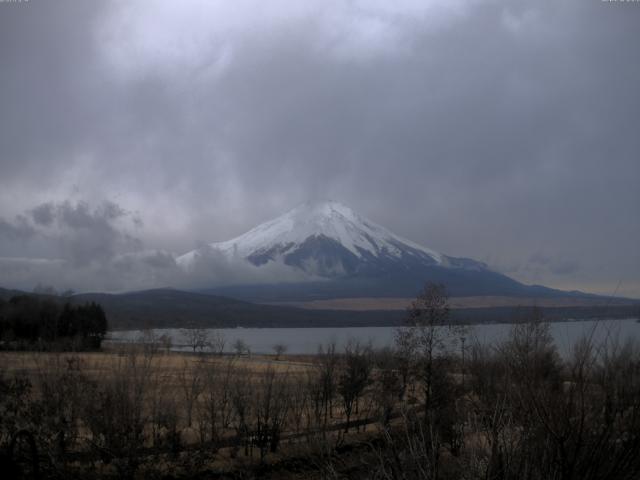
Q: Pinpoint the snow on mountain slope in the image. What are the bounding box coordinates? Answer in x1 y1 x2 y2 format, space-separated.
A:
176 201 485 278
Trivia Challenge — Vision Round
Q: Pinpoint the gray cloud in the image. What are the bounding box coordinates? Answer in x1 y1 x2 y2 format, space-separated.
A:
0 0 638 296
515 252 582 279
549 261 580 277
0 216 36 241
180 246 316 289
0 199 314 292
30 203 55 227
0 239 312 294
0 200 142 267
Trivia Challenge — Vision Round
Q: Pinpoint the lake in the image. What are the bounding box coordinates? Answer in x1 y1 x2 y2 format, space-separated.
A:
107 318 640 356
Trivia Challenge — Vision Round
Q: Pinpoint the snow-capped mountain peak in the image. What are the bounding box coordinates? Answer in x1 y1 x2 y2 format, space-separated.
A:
176 201 496 282
176 201 446 275
234 201 438 260
173 202 542 298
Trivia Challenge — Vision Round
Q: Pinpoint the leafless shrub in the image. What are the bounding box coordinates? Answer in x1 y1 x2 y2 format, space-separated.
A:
151 395 181 454
304 365 327 435
233 338 249 356
29 354 90 462
372 406 444 480
338 340 373 433
137 328 162 356
273 343 288 360
288 373 310 436
177 358 204 429
210 330 226 355
462 316 640 480
252 367 291 461
316 342 339 425
198 357 236 446
230 366 254 457
0 371 33 449
82 351 152 479
158 333 173 354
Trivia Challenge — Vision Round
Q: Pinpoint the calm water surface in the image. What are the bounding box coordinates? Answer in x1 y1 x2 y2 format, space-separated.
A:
108 318 640 356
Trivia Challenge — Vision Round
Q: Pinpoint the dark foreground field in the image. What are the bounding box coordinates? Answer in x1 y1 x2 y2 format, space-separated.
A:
2 318 640 480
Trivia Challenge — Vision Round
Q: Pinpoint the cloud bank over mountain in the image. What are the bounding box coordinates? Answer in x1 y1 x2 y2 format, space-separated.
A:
0 199 314 292
0 0 638 296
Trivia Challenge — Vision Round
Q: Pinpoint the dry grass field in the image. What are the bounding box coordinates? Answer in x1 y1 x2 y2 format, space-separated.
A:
267 295 636 311
0 349 312 384
0 346 390 479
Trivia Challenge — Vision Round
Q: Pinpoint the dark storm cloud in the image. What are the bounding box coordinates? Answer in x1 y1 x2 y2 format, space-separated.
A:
0 200 142 266
0 0 638 295
30 203 55 226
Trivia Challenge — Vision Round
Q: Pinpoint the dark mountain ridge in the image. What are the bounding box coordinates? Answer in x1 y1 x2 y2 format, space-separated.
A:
2 287 637 330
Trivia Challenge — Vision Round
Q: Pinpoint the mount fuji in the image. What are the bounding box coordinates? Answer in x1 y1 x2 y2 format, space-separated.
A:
176 201 573 301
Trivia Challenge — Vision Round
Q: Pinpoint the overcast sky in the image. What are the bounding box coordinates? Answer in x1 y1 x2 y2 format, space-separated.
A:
0 0 638 296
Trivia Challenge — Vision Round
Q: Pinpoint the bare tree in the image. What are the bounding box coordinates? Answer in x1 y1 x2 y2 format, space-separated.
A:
393 326 419 402
252 367 291 461
158 333 173 354
392 282 462 477
304 367 326 435
373 351 404 426
233 338 249 356
460 313 640 480
316 342 339 427
338 341 373 432
210 330 226 355
30 353 89 460
289 374 310 435
182 326 210 353
230 367 254 457
148 356 180 451
198 357 236 445
178 359 204 428
272 343 288 360
400 283 463 413
138 328 160 356
82 351 153 479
